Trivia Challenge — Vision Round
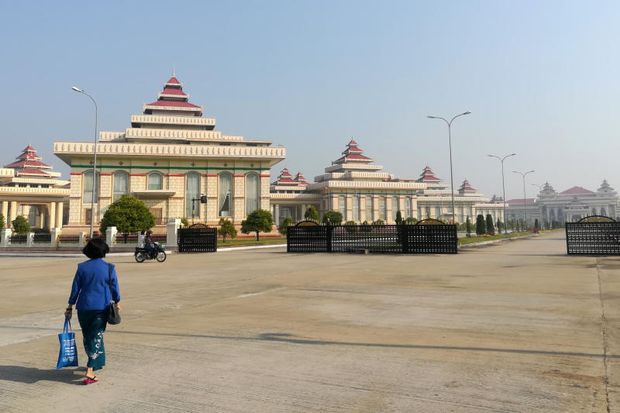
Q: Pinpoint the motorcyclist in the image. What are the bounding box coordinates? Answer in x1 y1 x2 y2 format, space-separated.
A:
144 230 156 258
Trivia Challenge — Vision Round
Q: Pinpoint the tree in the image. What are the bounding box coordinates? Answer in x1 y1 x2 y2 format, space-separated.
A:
304 206 320 222
465 216 472 237
372 219 385 225
180 218 190 228
322 210 343 225
12 215 30 234
534 218 540 233
485 214 495 235
475 214 485 235
395 210 403 225
496 220 503 234
218 218 237 242
100 195 155 241
278 217 293 236
0 213 5 229
241 209 273 241
405 217 417 225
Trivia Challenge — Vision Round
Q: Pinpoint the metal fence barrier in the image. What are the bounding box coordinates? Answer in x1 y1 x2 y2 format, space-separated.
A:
566 216 620 255
287 220 457 254
178 224 217 253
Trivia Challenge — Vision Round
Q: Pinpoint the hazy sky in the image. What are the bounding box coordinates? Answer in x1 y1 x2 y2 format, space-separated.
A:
1 0 618 199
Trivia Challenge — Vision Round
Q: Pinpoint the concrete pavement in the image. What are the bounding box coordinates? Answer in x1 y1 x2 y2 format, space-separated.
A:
0 232 619 412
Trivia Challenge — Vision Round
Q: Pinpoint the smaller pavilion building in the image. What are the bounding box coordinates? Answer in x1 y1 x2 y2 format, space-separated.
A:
0 146 69 229
270 140 504 226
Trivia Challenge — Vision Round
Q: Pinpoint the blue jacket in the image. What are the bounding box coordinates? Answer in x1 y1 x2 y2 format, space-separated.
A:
68 258 121 311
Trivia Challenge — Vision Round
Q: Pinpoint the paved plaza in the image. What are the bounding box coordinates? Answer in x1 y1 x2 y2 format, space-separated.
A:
0 232 619 412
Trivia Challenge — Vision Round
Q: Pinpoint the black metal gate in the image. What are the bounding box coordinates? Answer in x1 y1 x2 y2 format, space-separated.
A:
287 219 457 254
178 224 217 253
566 216 620 255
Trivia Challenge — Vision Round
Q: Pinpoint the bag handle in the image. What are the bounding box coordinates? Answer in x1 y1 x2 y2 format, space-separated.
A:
63 318 73 333
107 263 113 304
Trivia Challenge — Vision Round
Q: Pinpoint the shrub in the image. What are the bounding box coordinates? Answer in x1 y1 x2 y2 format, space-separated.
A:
475 215 485 235
278 217 294 236
304 206 320 221
100 195 155 238
218 218 237 242
485 214 495 235
241 209 274 241
12 215 30 234
322 210 343 225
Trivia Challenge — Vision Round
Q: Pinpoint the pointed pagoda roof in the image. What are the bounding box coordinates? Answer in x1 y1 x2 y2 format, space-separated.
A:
144 75 202 115
417 166 441 183
459 179 476 194
5 145 53 176
560 186 594 196
294 171 308 185
597 179 615 193
332 139 373 164
273 168 296 185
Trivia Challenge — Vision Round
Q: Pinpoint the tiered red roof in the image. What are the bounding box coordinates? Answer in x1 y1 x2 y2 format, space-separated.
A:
166 76 181 86
273 168 296 185
294 172 308 185
145 75 202 115
560 186 594 195
333 139 372 164
417 166 441 183
459 179 476 194
4 146 54 177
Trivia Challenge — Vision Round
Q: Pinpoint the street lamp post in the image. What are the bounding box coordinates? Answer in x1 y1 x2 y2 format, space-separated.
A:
427 111 471 224
488 153 516 234
512 170 535 230
72 86 98 239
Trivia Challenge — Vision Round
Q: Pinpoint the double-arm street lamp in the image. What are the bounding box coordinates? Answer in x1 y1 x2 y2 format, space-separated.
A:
427 111 471 224
488 153 516 234
512 169 535 229
71 86 98 239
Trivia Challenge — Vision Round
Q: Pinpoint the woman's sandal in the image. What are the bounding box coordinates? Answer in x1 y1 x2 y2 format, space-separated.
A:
83 376 98 385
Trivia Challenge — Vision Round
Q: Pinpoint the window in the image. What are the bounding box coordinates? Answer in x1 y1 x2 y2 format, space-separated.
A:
185 172 201 218
147 172 163 190
219 172 233 216
352 195 360 222
82 171 99 203
113 171 129 202
339 196 345 216
379 197 386 220
366 196 373 221
393 196 399 220
245 173 260 215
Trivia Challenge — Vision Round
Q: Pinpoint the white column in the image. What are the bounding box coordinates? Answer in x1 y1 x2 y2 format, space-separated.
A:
167 218 181 247
56 202 64 229
51 228 61 247
1 228 12 247
9 201 18 225
1 201 7 227
49 202 57 229
274 204 280 225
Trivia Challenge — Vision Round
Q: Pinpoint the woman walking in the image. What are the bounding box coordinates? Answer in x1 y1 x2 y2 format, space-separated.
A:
65 238 121 385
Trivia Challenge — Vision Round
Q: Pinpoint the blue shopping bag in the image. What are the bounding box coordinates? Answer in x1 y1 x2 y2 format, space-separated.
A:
56 318 79 369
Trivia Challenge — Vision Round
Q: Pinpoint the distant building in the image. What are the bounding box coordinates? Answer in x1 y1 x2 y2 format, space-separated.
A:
507 181 619 227
0 145 69 229
270 140 504 226
54 76 285 232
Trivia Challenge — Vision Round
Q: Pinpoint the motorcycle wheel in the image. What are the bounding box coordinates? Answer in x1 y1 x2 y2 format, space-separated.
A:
156 251 167 263
135 252 146 263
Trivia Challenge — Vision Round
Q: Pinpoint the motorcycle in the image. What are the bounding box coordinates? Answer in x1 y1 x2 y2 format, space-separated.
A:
135 242 167 263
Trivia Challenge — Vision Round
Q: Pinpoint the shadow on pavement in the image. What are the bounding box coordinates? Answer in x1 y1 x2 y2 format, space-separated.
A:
1 324 613 361
0 365 82 384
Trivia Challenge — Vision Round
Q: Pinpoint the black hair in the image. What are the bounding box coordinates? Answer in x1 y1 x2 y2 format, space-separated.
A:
82 238 110 259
